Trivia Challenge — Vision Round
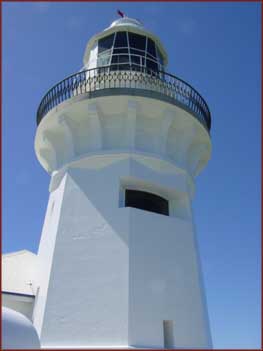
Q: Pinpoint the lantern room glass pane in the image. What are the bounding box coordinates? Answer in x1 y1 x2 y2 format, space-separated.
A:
118 55 129 63
98 34 114 54
146 59 158 72
157 47 164 66
110 55 130 71
97 54 111 67
147 38 156 58
113 48 128 54
131 55 140 65
131 55 142 71
130 48 144 55
128 33 146 50
111 55 118 65
114 31 128 47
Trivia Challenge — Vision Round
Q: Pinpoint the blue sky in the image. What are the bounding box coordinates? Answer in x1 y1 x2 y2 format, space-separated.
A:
3 1 261 349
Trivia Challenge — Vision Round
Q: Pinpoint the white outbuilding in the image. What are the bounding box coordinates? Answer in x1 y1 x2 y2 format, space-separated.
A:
2 250 37 320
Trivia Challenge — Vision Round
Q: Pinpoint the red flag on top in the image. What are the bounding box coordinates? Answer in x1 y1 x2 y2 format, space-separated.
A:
117 10 125 18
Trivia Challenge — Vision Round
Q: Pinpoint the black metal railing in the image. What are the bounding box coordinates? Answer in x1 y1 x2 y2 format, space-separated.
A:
36 64 211 131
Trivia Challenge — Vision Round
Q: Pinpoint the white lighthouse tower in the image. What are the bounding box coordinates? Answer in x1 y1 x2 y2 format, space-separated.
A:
33 16 212 349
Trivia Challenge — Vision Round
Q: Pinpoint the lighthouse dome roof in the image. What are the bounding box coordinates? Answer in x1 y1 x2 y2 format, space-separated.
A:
2 307 40 349
109 17 144 29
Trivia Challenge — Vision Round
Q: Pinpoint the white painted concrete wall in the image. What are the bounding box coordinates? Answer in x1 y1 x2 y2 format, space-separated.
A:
34 154 211 348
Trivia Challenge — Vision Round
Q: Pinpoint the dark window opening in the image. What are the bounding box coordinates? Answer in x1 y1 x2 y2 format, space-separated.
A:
125 190 169 216
98 34 114 54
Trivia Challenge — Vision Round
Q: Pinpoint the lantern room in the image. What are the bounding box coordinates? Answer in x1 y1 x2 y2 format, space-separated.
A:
83 17 168 73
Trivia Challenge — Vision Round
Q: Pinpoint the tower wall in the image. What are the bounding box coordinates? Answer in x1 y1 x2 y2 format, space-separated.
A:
33 154 212 348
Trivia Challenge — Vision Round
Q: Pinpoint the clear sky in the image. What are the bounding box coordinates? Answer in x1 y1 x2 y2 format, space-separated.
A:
3 1 261 349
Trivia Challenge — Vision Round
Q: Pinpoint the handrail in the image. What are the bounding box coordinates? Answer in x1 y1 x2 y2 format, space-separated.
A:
36 64 211 131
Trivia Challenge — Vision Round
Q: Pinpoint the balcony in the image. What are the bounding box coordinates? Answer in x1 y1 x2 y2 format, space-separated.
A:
36 65 211 132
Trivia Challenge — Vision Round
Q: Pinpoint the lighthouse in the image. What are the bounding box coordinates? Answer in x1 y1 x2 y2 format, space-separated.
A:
33 16 212 349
